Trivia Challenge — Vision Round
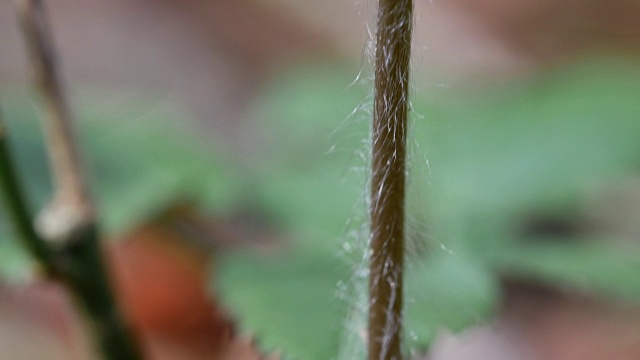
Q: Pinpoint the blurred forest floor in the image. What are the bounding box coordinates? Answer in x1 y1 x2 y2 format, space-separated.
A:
1 0 637 142
0 0 639 359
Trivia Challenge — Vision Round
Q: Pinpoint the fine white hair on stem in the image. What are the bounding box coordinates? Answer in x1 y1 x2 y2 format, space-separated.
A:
368 0 413 358
333 5 376 358
335 0 414 359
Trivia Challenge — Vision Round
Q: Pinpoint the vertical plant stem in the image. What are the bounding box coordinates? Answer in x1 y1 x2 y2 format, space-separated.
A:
369 0 413 359
0 111 58 277
13 0 92 240
1 111 141 359
58 224 143 360
11 1 144 359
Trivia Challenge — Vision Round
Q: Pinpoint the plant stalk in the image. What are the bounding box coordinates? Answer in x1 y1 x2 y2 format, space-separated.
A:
13 0 92 241
0 112 58 277
1 111 142 359
11 1 144 359
369 0 413 359
57 223 143 360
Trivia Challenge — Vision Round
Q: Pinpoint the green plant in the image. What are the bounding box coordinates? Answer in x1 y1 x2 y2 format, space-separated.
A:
216 58 640 359
2 1 640 360
1 1 143 358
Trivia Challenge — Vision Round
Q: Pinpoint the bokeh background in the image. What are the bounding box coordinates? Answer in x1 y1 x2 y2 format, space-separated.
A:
0 0 639 359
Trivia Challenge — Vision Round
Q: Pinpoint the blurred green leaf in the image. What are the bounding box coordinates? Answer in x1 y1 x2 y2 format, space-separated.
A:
217 249 348 360
216 58 640 359
242 64 369 251
405 254 498 348
489 241 640 300
0 91 238 281
215 63 494 359
416 58 640 300
217 64 370 360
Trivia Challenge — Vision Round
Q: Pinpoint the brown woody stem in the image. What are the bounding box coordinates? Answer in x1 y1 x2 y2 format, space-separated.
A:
368 0 413 359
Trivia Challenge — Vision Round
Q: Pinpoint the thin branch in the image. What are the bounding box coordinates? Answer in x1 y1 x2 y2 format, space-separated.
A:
13 0 93 242
57 223 144 360
0 109 58 277
12 1 144 359
1 114 141 359
369 0 413 359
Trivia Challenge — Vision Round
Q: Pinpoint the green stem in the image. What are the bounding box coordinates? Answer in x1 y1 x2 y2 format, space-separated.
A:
59 224 143 360
0 110 143 360
10 0 145 358
369 0 413 359
0 113 57 276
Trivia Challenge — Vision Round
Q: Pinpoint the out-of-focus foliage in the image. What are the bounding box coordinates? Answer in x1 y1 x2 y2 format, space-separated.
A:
216 58 640 359
216 63 498 359
414 59 640 300
0 92 240 281
217 66 372 359
242 65 369 247
219 249 348 360
3 58 639 359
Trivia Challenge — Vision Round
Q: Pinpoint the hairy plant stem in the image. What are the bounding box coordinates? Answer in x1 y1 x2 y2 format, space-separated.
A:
11 1 143 359
369 0 413 359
